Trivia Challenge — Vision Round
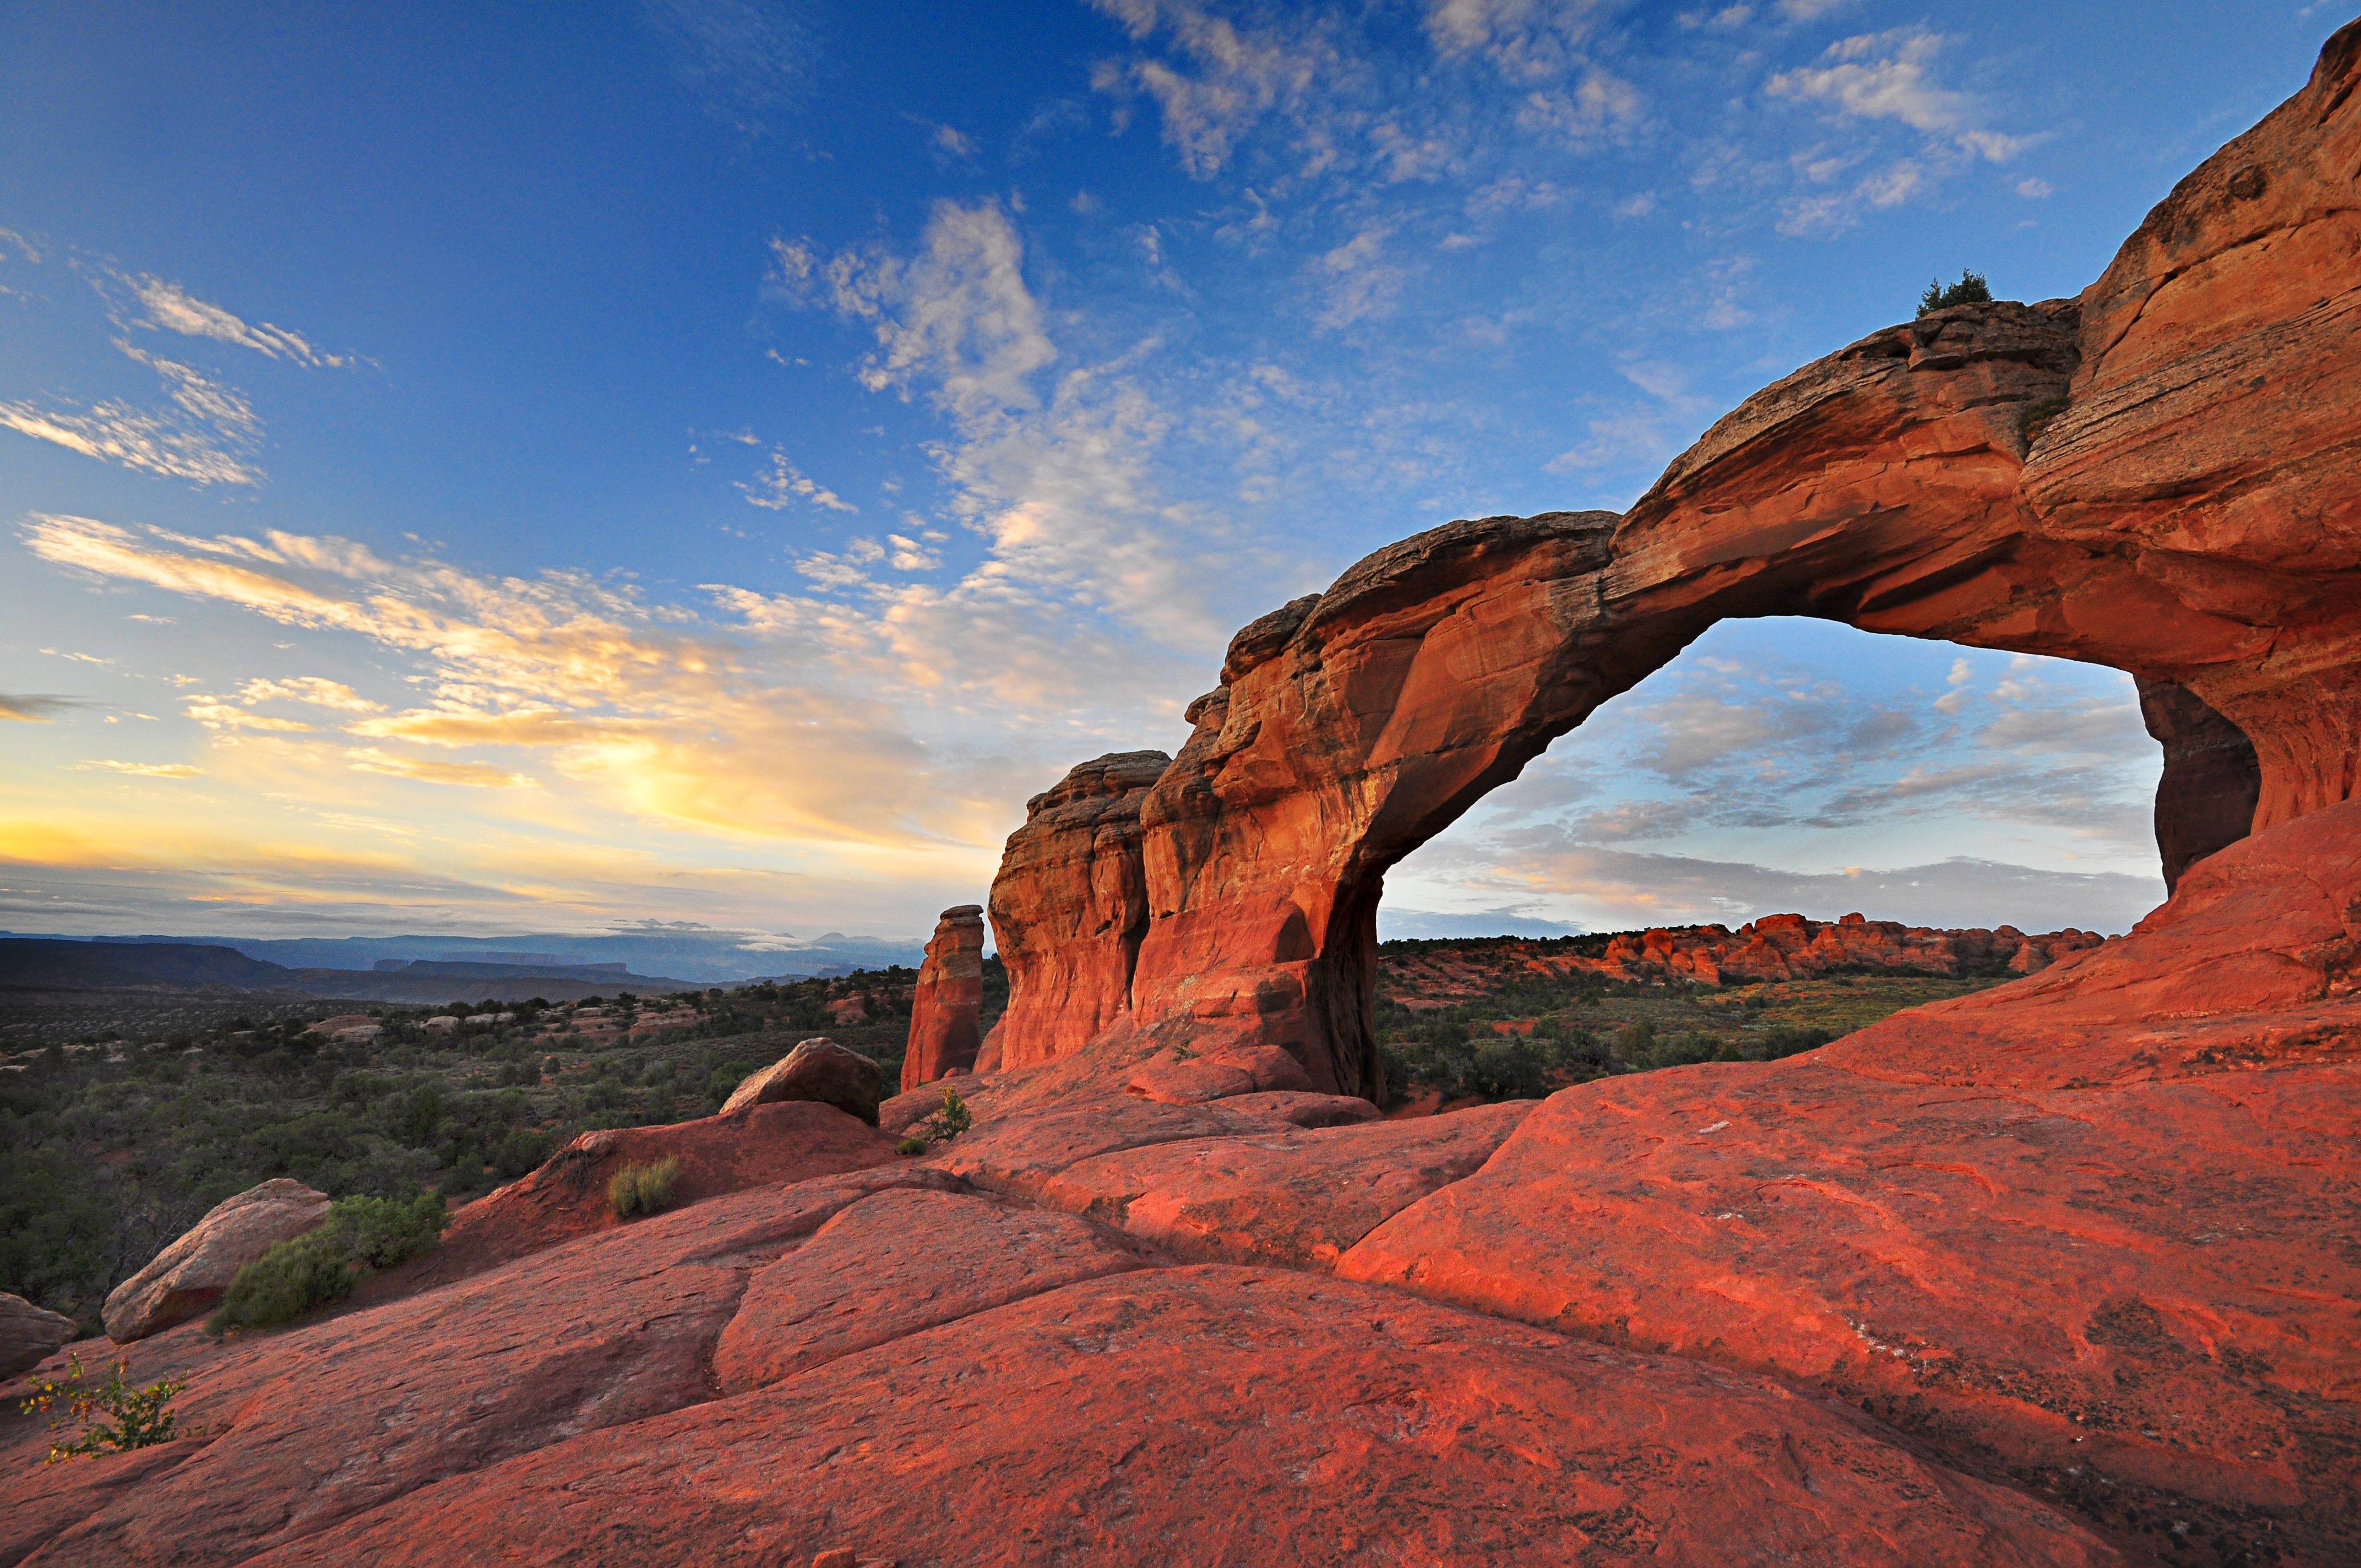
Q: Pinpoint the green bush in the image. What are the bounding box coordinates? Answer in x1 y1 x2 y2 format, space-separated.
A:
18 1354 189 1463
606 1156 681 1219
1918 269 1992 315
1755 1025 1836 1060
208 1191 449 1334
896 1084 975 1155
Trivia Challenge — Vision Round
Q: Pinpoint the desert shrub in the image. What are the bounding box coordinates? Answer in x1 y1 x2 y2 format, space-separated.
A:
1755 1025 1835 1060
1612 1019 1656 1066
607 1156 681 1219
208 1190 449 1333
896 1085 974 1155
1656 1031 1722 1068
2019 394 2069 444
18 1354 189 1462
1467 1037 1550 1099
1918 269 1992 315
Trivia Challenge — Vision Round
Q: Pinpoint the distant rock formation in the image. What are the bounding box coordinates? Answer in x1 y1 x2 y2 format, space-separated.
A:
978 752 1170 1074
900 906 986 1092
1 1291 76 1379
103 1179 330 1342
722 1037 883 1125
1379 913 2107 993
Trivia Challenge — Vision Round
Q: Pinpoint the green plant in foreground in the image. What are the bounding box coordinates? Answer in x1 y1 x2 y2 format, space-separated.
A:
896 1083 974 1156
607 1155 681 1219
19 1354 190 1462
208 1190 450 1334
1918 269 1993 315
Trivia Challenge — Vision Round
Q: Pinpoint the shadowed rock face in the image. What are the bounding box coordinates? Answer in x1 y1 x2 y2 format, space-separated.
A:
901 905 986 1091
976 28 2361 1097
2139 679 2264 892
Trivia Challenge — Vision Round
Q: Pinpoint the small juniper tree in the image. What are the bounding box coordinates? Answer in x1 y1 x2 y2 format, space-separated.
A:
1918 269 1993 315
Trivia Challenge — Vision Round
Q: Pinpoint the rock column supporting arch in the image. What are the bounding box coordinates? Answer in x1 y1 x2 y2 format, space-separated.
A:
983 28 2361 1097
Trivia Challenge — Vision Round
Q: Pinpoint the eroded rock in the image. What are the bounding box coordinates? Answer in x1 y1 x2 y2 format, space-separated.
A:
1 1291 77 1379
901 905 986 1091
723 1036 885 1124
102 1179 331 1343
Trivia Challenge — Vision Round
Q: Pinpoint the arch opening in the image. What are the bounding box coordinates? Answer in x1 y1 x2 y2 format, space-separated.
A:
1377 617 2178 945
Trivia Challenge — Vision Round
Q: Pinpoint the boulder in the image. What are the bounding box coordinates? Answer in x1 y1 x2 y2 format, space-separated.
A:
400 1100 903 1291
723 1036 885 1124
1 1291 77 1379
102 1178 331 1342
900 905 986 1092
1218 1090 1383 1128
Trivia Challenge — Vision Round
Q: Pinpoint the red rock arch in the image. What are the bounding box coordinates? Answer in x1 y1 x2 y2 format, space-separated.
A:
984 39 2361 1097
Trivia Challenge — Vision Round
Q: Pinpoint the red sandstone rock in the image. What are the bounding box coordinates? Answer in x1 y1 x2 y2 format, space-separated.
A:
1217 1090 1383 1128
1 1165 959 1566
980 751 1170 1073
977 26 2361 1098
721 1036 884 1124
235 1267 2123 1568
900 904 985 1092
1121 1042 1312 1103
1040 1101 1534 1269
927 1094 1275 1202
2139 678 2264 892
1339 803 2361 1565
710 1188 1157 1392
102 1179 331 1343
396 1100 901 1291
1 1291 77 1380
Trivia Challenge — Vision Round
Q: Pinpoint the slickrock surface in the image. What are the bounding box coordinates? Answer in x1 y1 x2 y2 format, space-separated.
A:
101 1179 331 1343
1 1166 960 1566
391 1099 901 1290
1217 1089 1384 1127
711 1188 1158 1392
240 1268 2123 1568
900 905 986 1091
980 750 1169 1073
1122 1041 1313 1103
0 1292 77 1379
1038 1101 1535 1268
720 1035 884 1124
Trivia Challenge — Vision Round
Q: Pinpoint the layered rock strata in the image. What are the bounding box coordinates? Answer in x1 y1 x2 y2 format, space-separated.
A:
977 25 2361 1096
900 905 986 1092
978 751 1169 1073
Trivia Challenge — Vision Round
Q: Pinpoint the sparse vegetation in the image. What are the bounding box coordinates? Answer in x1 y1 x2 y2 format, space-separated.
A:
18 1354 191 1462
2020 394 2070 444
896 1083 973 1156
208 1191 449 1333
1918 269 1993 315
606 1156 681 1219
0 961 1007 1329
1372 935 2009 1110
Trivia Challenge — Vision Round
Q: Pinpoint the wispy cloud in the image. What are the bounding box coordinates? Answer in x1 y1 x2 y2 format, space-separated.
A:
0 395 265 486
237 676 384 712
639 0 808 133
72 759 204 777
127 275 351 367
1767 29 2026 161
737 447 857 511
1 692 80 722
346 748 537 788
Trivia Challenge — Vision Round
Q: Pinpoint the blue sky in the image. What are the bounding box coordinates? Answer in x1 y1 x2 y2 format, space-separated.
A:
0 1 2343 944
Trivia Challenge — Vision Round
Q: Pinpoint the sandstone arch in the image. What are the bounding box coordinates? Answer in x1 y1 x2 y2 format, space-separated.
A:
984 30 2361 1097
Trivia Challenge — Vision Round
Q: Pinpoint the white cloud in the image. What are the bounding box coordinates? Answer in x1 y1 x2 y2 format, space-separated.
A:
738 448 857 512
128 275 349 367
2016 177 2054 198
72 759 204 777
238 676 384 712
346 748 537 789
1514 71 1643 145
0 396 264 486
1089 0 1332 180
1767 29 2027 163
